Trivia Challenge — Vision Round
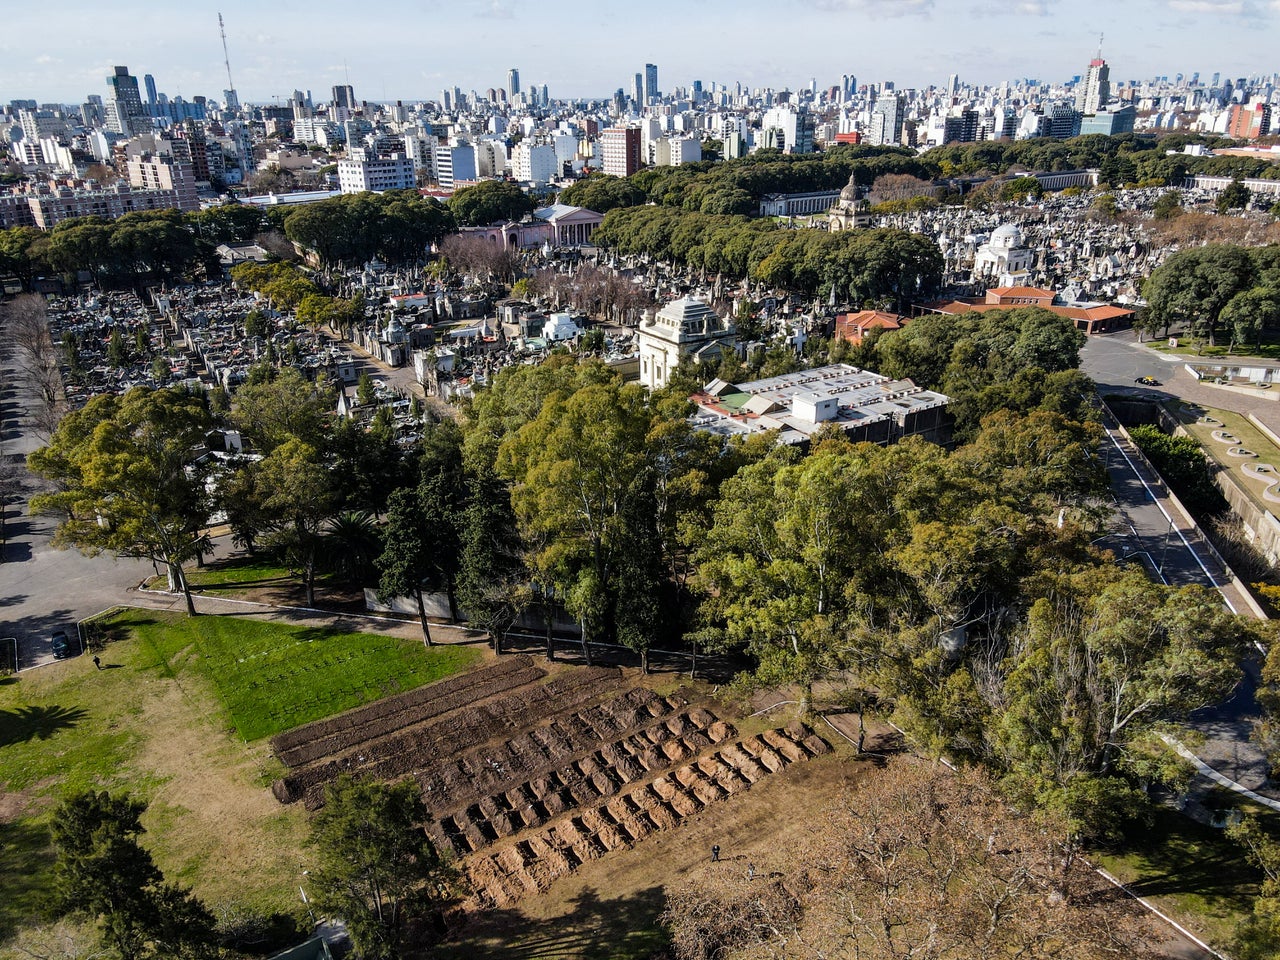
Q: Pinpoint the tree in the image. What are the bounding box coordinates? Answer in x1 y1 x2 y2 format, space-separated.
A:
446 180 536 227
50 791 215 960
28 387 213 615
691 445 893 712
456 469 527 654
663 759 1157 960
1218 178 1252 214
253 439 337 607
1152 190 1183 221
991 569 1253 839
1220 286 1280 352
1142 244 1257 345
308 776 455 960
1227 811 1280 959
498 379 650 662
377 487 441 646
229 366 332 453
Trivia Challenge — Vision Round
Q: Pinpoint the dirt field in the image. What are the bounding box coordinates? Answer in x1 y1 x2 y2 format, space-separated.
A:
268 656 872 958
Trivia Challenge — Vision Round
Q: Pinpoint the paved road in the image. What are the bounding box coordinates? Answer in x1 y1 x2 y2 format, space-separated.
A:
0 352 151 668
1081 332 1277 799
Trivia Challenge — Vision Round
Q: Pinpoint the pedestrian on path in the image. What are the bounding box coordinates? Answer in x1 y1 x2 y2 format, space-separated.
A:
92 655 101 670
711 844 720 862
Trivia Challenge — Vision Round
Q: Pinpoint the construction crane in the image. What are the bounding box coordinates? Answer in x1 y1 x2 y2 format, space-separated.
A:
218 12 236 95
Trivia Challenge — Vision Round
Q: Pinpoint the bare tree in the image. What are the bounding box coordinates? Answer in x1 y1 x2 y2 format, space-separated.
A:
1 294 64 438
663 758 1158 960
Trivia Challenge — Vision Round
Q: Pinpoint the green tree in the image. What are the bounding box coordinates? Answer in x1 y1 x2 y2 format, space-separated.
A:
1141 244 1257 344
28 387 213 615
446 180 536 226
230 366 332 453
254 439 337 607
1220 287 1280 352
1152 190 1183 221
1227 812 1280 960
1218 178 1252 213
51 790 215 960
309 776 455 960
497 379 650 661
456 469 527 654
377 487 441 646
991 570 1253 839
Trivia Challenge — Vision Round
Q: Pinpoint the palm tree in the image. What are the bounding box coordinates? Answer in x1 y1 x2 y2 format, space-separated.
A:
322 510 381 587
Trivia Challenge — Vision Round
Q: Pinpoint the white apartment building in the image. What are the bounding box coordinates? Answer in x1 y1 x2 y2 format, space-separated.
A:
512 141 558 182
337 153 416 194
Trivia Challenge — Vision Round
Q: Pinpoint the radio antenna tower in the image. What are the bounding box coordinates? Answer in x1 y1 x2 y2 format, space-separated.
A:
219 12 237 94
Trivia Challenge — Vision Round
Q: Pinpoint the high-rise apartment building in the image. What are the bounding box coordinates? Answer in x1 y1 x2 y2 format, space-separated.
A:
1075 58 1110 114
868 94 904 146
644 64 658 105
600 126 642 177
338 151 416 194
1228 102 1272 140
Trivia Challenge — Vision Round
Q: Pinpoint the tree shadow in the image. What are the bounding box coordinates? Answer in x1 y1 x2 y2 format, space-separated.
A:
431 885 667 960
0 704 89 747
0 818 56 942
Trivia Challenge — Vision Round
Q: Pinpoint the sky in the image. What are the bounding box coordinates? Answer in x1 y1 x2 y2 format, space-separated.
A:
1 0 1277 106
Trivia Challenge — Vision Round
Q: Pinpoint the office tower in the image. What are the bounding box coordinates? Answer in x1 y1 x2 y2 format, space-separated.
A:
144 73 158 105
332 84 356 111
946 73 958 98
105 65 148 135
633 73 643 107
508 67 520 99
692 80 702 105
1075 57 1110 113
540 84 549 107
644 63 658 105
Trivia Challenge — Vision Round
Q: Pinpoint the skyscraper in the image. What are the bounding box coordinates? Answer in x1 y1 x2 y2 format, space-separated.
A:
633 73 643 107
144 73 158 106
868 94 904 146
507 67 520 100
1075 58 1110 114
644 63 658 105
105 66 147 135
332 84 356 111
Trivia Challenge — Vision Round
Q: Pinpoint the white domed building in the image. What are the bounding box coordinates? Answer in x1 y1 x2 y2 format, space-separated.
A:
971 224 1035 285
828 174 873 232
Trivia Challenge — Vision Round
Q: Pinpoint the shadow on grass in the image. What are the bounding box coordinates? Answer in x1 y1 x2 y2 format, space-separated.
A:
0 705 88 747
0 818 56 942
1103 807 1261 904
432 885 667 960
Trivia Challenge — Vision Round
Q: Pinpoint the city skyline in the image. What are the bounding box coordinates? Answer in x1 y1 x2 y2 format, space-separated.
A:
2 0 1278 105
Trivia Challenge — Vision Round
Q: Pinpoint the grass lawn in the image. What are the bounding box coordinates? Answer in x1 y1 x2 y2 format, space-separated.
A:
1092 804 1265 953
104 608 483 741
0 609 483 955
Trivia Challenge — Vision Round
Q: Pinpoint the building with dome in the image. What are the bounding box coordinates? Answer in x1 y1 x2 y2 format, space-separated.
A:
828 174 873 232
638 296 737 390
971 224 1035 284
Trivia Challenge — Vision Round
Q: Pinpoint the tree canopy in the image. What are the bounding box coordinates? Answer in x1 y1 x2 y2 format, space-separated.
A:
27 386 213 614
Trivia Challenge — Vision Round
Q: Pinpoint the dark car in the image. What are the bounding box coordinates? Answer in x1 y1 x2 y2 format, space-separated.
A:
1135 376 1160 386
51 630 72 660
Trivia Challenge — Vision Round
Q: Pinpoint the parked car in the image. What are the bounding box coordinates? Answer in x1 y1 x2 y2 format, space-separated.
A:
51 630 72 659
1135 376 1160 386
